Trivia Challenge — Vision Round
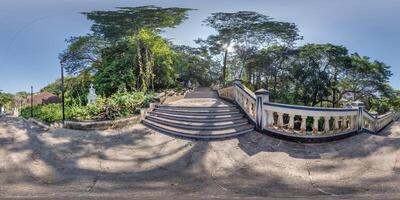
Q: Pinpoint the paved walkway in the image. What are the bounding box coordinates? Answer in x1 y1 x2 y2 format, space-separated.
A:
167 87 233 107
1 113 400 199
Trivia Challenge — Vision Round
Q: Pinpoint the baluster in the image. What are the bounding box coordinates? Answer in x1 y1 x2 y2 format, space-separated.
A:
277 112 284 128
351 115 356 130
252 103 256 117
245 99 248 112
324 117 330 133
312 116 319 135
267 111 274 128
300 115 307 134
288 114 295 130
334 116 340 130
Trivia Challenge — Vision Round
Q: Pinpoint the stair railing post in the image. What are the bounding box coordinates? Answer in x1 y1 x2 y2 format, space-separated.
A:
233 79 242 104
352 101 365 133
255 89 270 130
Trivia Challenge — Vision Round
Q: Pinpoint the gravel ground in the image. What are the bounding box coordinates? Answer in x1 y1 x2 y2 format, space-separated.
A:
1 115 400 199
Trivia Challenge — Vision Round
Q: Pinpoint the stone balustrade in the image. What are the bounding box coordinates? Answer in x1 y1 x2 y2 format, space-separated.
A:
218 86 235 101
234 82 256 122
217 79 399 141
262 103 358 135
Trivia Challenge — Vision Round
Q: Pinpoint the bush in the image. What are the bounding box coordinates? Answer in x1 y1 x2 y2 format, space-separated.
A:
20 92 155 123
87 91 154 120
21 103 63 123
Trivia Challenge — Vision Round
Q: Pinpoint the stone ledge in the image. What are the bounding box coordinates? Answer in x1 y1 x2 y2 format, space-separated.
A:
64 115 141 130
26 117 52 131
64 104 158 130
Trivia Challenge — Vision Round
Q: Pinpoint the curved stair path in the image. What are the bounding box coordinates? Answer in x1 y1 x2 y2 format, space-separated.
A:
143 87 254 139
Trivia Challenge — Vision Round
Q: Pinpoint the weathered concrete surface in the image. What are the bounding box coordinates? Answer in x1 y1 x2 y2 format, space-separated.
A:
1 115 400 199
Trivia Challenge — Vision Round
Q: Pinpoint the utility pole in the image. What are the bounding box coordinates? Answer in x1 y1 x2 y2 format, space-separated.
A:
61 64 65 123
30 86 33 118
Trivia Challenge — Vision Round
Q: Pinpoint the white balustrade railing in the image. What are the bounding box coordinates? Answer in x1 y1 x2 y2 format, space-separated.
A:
217 79 399 137
234 84 256 122
371 111 398 132
218 86 235 101
263 103 358 135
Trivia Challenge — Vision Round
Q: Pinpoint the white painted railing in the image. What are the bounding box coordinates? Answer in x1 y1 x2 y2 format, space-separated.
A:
263 103 358 135
217 80 399 138
234 84 256 122
218 86 235 101
363 111 399 132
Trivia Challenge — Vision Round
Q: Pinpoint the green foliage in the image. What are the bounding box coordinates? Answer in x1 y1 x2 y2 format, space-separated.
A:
0 91 13 110
93 40 138 97
85 92 154 120
83 6 193 40
93 29 179 95
41 72 91 105
21 103 63 123
198 11 301 82
59 36 103 75
174 45 216 86
20 92 155 123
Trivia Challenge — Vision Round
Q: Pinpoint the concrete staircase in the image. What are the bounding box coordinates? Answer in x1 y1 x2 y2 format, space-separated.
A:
142 88 254 139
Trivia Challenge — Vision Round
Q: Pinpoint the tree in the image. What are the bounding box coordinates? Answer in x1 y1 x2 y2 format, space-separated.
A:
59 6 193 95
41 72 92 105
342 54 392 104
59 36 104 75
0 91 13 111
199 11 301 82
174 45 216 86
83 6 193 40
93 29 178 95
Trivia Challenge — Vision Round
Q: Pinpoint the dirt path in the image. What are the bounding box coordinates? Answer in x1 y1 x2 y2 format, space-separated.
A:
1 115 400 199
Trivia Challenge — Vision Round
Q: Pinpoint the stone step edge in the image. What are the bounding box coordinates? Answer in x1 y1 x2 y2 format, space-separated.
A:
155 107 239 113
153 109 240 116
147 115 248 126
142 120 253 140
149 112 244 122
145 116 249 130
157 105 236 109
143 119 253 135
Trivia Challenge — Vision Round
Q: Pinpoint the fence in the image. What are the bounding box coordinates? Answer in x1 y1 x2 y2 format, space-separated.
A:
217 79 399 141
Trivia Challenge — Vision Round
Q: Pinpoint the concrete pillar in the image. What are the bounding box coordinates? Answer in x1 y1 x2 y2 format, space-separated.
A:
255 89 270 130
288 114 295 130
352 101 365 132
312 116 319 135
233 79 242 103
324 117 330 133
300 115 307 134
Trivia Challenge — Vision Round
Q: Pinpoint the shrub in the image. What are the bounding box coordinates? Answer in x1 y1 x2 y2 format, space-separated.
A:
20 92 155 123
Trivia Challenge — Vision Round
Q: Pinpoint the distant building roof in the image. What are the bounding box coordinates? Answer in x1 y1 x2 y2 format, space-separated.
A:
26 92 61 106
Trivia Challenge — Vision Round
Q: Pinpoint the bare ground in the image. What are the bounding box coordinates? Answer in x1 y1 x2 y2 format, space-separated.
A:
1 115 400 199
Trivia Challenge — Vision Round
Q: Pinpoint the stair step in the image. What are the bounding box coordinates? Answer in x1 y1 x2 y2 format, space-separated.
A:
155 107 239 113
153 109 240 116
142 119 254 139
146 116 249 130
149 111 244 122
157 105 236 110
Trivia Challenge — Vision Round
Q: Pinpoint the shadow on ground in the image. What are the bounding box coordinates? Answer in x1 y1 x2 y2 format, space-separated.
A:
1 116 400 199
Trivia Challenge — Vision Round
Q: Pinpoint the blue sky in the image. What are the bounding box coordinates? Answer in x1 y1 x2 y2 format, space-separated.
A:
0 0 399 93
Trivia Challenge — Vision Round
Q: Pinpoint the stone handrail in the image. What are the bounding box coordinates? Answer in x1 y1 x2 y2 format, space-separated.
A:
234 84 256 122
217 79 399 141
363 110 399 132
218 86 235 101
263 102 358 135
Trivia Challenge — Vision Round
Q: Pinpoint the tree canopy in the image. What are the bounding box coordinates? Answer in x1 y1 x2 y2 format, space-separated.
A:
49 7 398 113
83 6 193 40
198 11 301 82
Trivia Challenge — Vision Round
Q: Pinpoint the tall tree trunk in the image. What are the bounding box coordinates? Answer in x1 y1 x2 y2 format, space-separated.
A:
222 48 228 82
332 66 338 108
136 40 143 90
